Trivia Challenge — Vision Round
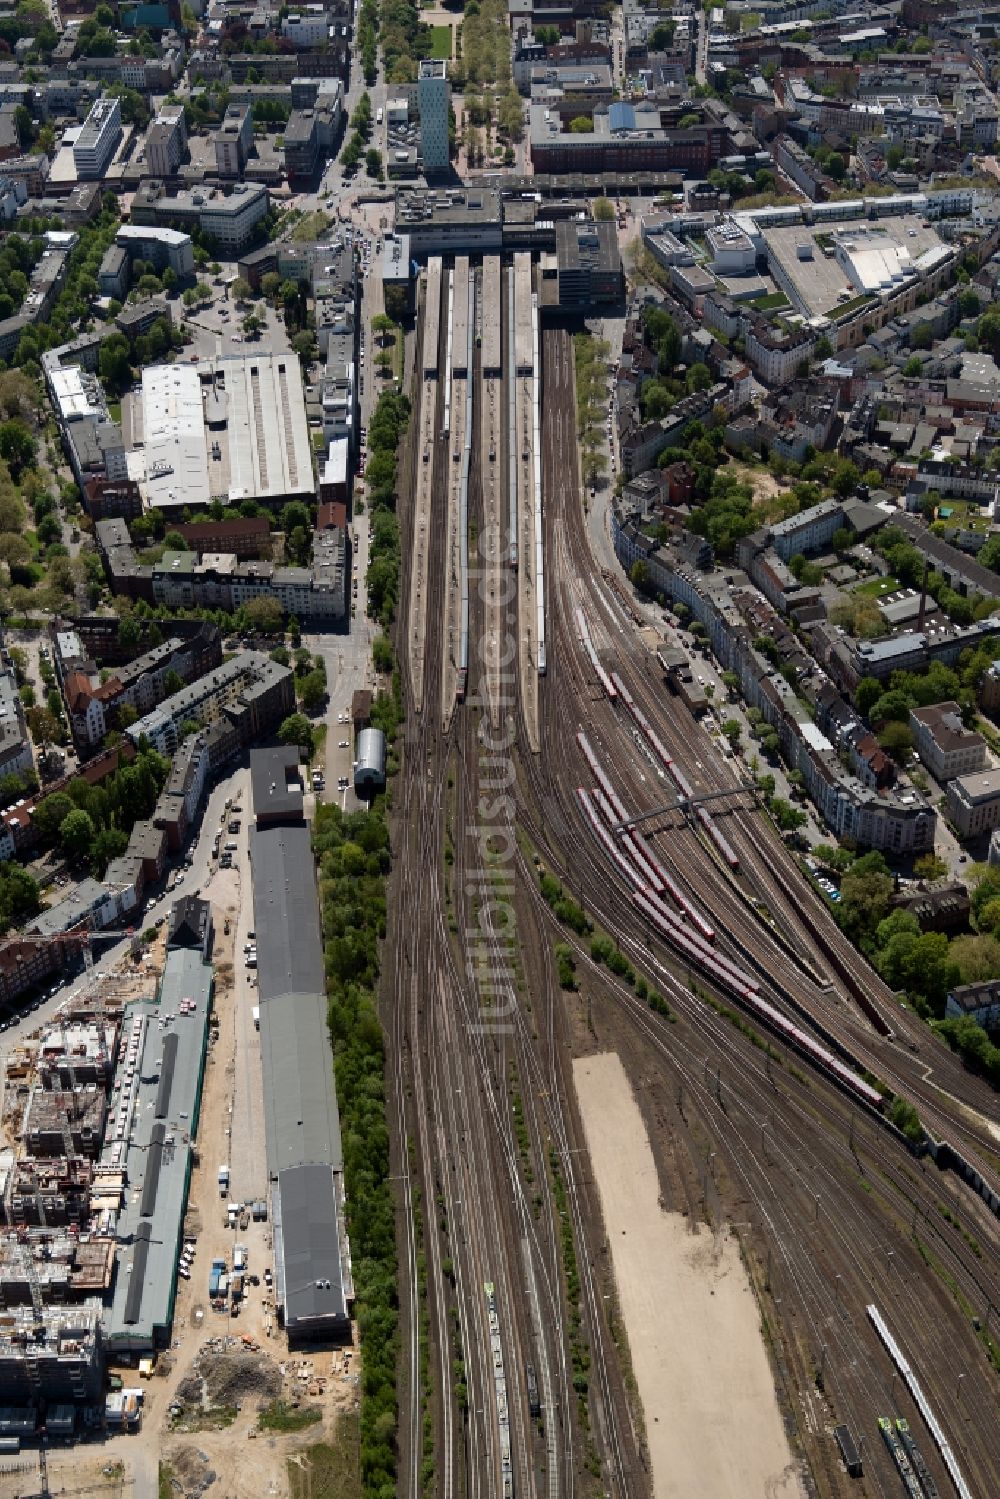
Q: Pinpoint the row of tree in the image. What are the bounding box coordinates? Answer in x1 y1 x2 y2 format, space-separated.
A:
32 748 171 879
573 333 610 489
313 800 397 1495
365 389 411 628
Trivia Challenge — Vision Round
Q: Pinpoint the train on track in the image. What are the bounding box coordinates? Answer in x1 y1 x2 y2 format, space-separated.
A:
485 1282 514 1499
878 1418 924 1499
897 1419 941 1499
576 734 888 1120
525 1361 540 1418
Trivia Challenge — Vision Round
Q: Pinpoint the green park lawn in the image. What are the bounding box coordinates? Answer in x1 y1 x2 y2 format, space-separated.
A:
853 575 901 598
429 25 452 59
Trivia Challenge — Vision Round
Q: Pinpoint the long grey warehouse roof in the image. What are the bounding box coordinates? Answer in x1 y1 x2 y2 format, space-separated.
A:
104 944 213 1351
274 1162 348 1334
249 823 325 1002
259 992 342 1174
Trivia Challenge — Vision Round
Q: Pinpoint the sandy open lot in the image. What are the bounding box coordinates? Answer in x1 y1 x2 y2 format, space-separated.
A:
573 1052 805 1499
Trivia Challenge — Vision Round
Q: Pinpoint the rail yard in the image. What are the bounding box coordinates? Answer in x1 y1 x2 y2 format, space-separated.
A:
389 267 1000 1499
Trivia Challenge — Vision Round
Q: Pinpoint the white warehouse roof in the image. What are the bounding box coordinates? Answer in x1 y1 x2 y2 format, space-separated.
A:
141 364 210 510
138 354 314 511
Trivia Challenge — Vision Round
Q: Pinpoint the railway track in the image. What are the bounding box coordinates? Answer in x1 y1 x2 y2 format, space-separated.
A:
517 326 1000 1497
385 293 999 1499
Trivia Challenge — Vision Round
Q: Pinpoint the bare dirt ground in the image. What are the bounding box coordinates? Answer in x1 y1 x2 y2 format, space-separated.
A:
573 1051 806 1499
729 461 791 511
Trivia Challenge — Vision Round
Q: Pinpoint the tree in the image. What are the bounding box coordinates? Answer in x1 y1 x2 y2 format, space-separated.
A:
903 355 922 377
163 668 185 696
838 856 894 948
99 332 132 395
26 706 60 746
281 500 311 536
365 147 382 178
231 276 253 303
243 596 284 635
0 419 34 480
958 288 980 320
163 531 187 552
261 271 281 301
569 115 593 133
33 791 74 842
300 670 327 711
278 712 314 758
857 677 881 716
593 197 615 221
913 853 947 882
877 720 913 764
721 718 741 743
35 514 60 546
61 807 95 863
373 633 394 673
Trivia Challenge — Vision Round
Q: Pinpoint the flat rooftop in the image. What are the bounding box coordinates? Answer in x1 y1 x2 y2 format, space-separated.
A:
761 216 943 319
138 354 314 511
251 744 304 823
103 942 213 1352
249 822 326 1002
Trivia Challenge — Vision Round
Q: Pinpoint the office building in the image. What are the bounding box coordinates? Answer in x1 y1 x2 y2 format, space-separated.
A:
145 104 187 179
215 103 254 177
551 218 623 308
73 97 122 180
284 109 320 183
130 180 270 255
418 59 450 175
116 225 194 279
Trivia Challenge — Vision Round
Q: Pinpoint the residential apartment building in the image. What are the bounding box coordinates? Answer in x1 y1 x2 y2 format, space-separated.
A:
612 507 937 856
73 97 122 179
282 9 330 47
946 768 1000 838
0 935 86 1009
944 981 1000 1028
125 653 294 759
909 701 987 782
0 654 32 780
55 622 222 750
770 499 845 562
